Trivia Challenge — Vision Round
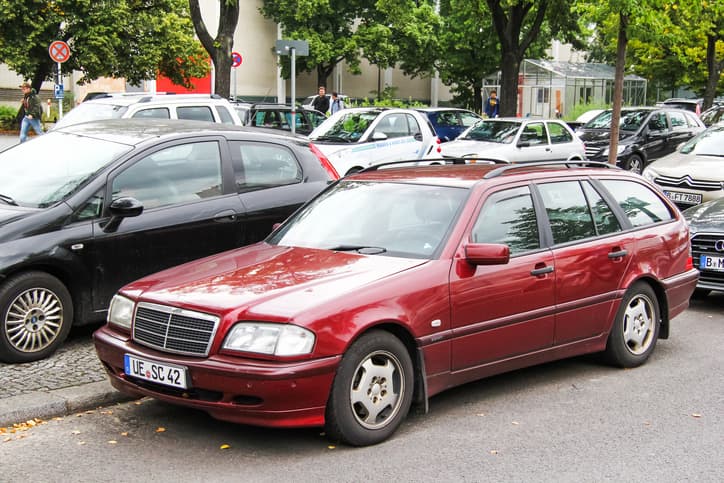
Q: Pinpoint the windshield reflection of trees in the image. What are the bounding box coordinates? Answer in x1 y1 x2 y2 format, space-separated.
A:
465 121 521 143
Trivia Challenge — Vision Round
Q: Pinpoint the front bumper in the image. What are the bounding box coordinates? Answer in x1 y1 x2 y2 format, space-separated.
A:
93 326 341 428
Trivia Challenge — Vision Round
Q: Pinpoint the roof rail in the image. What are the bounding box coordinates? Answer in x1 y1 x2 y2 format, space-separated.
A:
483 160 618 179
358 157 506 173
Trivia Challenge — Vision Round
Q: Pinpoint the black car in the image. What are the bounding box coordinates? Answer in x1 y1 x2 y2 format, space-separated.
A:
0 119 338 363
683 197 724 297
233 102 327 135
578 107 705 173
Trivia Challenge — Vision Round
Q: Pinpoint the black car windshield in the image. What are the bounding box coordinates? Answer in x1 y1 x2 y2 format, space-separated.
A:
459 120 521 143
680 125 724 156
310 111 380 143
0 132 132 208
269 180 468 259
53 102 129 129
584 110 650 132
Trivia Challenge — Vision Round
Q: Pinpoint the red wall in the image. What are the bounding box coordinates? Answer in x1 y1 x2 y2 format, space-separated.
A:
155 72 212 94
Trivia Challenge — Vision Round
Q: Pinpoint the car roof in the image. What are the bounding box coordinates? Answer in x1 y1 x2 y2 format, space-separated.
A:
344 162 621 189
82 93 228 107
53 119 307 146
415 107 476 113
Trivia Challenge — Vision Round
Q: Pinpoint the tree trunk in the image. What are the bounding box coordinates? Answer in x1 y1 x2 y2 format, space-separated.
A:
608 12 628 167
499 53 520 117
473 80 483 114
702 33 719 111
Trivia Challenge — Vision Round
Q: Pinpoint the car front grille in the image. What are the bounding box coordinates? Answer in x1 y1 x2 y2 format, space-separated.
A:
655 175 724 192
585 146 603 158
691 233 724 289
132 302 220 356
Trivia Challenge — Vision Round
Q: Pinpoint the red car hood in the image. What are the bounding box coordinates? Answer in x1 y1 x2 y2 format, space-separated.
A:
123 243 427 319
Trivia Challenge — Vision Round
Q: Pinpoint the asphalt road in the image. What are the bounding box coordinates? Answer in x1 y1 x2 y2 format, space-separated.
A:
2 293 723 483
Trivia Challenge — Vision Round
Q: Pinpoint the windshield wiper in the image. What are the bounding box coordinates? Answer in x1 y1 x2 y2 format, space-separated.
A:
328 244 387 255
0 194 18 206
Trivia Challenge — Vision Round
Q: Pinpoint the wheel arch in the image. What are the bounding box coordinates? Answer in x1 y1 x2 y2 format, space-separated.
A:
624 276 670 339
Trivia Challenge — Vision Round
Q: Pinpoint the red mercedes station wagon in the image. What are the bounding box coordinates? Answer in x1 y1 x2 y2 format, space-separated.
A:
94 161 698 446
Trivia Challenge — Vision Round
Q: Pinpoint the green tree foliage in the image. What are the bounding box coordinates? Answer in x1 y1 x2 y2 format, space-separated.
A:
486 0 583 117
189 0 240 98
0 0 209 92
260 0 390 88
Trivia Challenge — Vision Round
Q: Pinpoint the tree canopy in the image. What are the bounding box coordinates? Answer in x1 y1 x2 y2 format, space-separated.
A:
0 0 209 92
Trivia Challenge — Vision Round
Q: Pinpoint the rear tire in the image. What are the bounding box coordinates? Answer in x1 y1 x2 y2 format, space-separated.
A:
0 272 73 363
325 330 414 446
604 282 659 368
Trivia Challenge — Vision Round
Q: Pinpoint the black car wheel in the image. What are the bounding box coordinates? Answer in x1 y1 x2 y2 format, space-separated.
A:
325 330 414 446
622 154 644 174
0 272 73 363
604 282 659 368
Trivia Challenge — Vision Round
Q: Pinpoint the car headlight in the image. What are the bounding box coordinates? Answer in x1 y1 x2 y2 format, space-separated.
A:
641 167 657 182
107 294 135 330
223 322 315 356
602 144 627 156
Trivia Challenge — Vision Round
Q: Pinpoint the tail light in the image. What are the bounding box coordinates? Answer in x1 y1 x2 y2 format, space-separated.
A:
686 255 694 271
309 143 340 180
436 137 442 154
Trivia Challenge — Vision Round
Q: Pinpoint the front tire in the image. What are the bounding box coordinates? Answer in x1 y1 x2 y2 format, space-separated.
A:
604 282 659 368
325 330 414 446
622 154 644 174
0 272 74 363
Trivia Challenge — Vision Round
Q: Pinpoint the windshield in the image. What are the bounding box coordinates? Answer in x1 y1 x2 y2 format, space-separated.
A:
680 125 724 156
53 102 129 129
0 132 132 208
269 180 468 259
583 110 650 131
459 121 520 143
310 111 380 143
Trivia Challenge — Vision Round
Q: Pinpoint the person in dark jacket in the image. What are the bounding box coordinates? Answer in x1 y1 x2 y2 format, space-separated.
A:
18 82 44 143
484 90 499 118
311 86 330 115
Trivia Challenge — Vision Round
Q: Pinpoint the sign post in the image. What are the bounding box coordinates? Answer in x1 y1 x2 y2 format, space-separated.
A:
275 40 309 135
48 40 70 119
231 52 243 101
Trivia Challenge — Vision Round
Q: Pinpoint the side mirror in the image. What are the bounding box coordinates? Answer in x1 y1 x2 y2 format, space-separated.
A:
103 197 143 233
464 243 510 266
371 131 388 141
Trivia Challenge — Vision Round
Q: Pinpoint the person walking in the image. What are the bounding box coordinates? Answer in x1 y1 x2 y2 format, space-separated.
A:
330 91 345 114
18 82 43 143
484 90 499 118
311 86 330 115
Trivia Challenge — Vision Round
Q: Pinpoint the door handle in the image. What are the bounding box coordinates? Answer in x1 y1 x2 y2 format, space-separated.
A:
608 249 628 259
530 265 554 276
213 209 238 222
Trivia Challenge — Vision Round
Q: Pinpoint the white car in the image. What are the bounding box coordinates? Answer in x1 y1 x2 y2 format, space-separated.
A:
309 107 441 175
441 118 586 164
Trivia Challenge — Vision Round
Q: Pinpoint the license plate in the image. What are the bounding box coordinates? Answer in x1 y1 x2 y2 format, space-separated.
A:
663 190 702 205
124 354 189 389
700 254 724 272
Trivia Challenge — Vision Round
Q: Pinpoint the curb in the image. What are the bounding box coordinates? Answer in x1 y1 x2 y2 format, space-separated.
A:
0 380 137 427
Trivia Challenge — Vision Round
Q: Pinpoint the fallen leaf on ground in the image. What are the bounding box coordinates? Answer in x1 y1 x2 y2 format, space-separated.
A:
490 450 499 455
108 440 117 444
71 430 81 435
220 444 230 450
155 427 166 433
328 445 336 450
512 421 520 425
692 413 702 418
121 432 129 437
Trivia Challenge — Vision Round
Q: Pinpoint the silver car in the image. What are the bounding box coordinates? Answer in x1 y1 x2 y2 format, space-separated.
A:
440 118 586 164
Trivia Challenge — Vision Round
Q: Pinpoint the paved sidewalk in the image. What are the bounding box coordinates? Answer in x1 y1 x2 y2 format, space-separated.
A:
0 326 134 427
0 134 18 150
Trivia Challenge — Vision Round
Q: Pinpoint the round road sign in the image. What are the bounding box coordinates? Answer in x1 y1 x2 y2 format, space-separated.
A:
49 41 71 63
231 52 243 68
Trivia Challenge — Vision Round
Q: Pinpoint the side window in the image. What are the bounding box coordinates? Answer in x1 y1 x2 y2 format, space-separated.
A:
520 122 547 145
231 142 302 192
599 179 674 227
216 105 235 125
376 113 409 138
460 112 481 127
132 108 170 119
406 114 421 137
582 181 622 235
684 112 702 128
286 112 311 131
436 112 459 127
648 113 667 131
177 106 214 122
669 112 687 130
471 186 540 255
112 141 222 210
547 122 573 144
537 181 596 244
72 189 104 222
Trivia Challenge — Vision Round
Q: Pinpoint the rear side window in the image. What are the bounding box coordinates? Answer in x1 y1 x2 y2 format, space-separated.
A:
132 108 170 119
600 179 674 227
547 122 573 144
520 122 547 145
537 181 596 244
177 106 214 122
230 142 302 192
669 111 687 130
472 186 540 255
216 106 235 125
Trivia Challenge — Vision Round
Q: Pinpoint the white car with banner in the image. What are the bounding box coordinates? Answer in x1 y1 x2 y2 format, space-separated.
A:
309 107 441 176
